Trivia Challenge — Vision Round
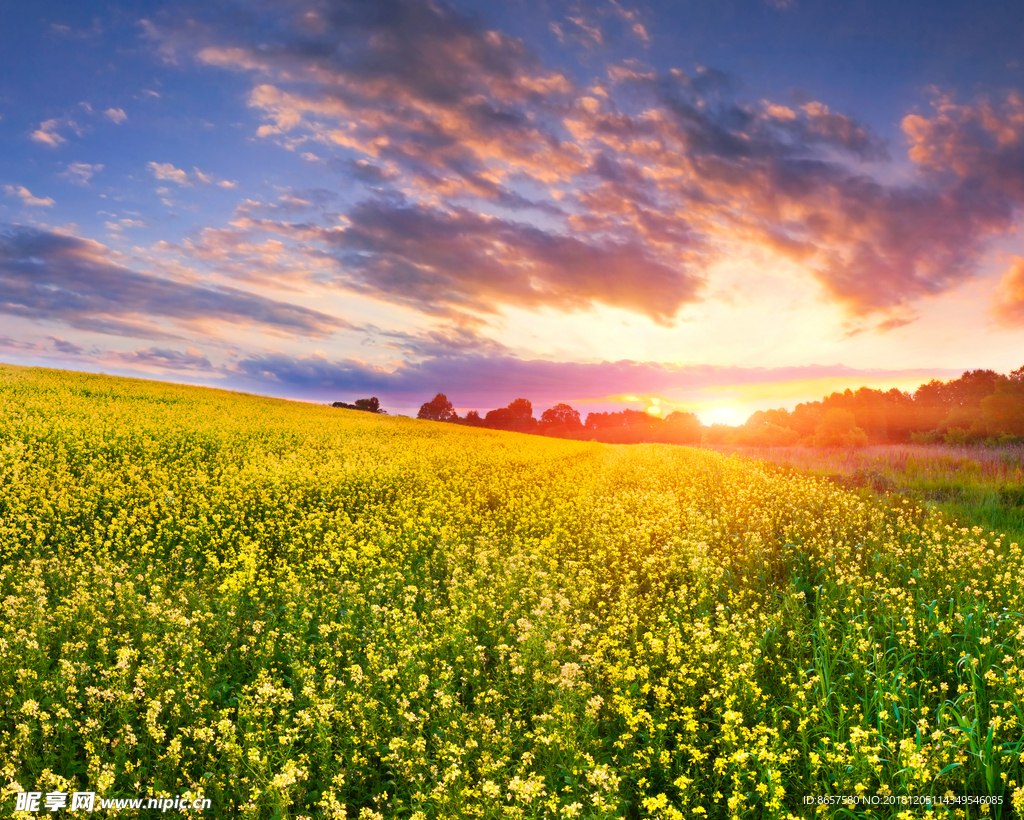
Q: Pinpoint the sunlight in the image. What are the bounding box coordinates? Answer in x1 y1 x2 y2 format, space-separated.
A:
700 403 748 426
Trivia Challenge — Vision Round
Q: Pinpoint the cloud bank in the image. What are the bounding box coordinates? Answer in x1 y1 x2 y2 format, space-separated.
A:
0 225 345 339
141 0 1024 327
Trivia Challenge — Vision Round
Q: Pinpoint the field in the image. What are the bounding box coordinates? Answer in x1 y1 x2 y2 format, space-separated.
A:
705 445 1024 547
2 365 1024 820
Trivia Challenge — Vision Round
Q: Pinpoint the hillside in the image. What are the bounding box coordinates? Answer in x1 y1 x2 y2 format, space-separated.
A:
1 365 1022 819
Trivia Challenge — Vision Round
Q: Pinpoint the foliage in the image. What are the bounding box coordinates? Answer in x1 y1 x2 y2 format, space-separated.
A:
354 398 382 414
485 399 537 432
539 404 583 433
333 398 385 414
417 393 457 422
812 409 869 448
3 365 1024 819
661 411 702 444
424 366 1024 451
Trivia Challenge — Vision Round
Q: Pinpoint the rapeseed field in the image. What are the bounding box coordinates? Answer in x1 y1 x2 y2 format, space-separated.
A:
2 364 1023 819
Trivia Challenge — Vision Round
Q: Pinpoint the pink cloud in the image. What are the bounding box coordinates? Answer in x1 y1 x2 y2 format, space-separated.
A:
993 256 1024 326
168 0 1024 328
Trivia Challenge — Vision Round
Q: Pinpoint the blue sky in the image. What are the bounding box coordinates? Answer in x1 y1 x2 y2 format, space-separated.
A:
2 0 1023 421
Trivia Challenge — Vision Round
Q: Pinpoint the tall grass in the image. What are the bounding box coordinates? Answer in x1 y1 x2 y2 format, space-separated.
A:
705 444 1024 546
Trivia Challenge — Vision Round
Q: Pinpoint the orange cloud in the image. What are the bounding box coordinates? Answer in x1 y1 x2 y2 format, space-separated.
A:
176 0 1024 328
30 118 67 147
993 256 1024 326
4 185 55 207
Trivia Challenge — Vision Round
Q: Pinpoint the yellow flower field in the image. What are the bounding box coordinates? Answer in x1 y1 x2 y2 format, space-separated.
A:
2 365 1023 819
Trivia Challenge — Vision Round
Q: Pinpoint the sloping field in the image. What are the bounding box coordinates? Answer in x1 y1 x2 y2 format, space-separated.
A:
2 365 1023 819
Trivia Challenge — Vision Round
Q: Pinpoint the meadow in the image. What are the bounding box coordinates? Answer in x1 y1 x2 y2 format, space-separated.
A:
707 445 1024 547
2 364 1023 819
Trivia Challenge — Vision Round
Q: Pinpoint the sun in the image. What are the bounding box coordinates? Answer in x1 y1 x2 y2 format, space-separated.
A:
700 403 747 426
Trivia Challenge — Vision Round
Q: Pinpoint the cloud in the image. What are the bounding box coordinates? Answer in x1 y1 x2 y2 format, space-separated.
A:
0 334 40 352
323 199 701 323
148 161 231 189
992 256 1024 326
148 162 192 186
30 119 67 147
229 349 956 411
61 162 104 185
3 185 55 207
49 336 85 355
105 107 128 124
0 225 345 339
107 346 214 371
173 0 1024 327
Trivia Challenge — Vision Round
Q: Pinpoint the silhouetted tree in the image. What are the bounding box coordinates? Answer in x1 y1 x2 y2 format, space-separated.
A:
485 399 536 431
539 403 582 430
507 398 535 425
418 393 456 422
332 400 382 413
354 397 382 413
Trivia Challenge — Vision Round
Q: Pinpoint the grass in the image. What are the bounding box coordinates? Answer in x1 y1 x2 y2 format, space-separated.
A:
704 444 1024 547
2 365 1024 819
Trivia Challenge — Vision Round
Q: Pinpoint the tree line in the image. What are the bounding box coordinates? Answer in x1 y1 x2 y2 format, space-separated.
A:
412 366 1024 447
704 366 1024 447
416 394 704 445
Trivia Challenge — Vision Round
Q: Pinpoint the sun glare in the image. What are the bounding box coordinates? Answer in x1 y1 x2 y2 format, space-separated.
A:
701 404 747 426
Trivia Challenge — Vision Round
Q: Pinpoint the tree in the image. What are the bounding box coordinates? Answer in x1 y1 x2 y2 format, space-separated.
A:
354 397 381 413
662 411 703 444
507 398 535 425
539 403 582 430
484 407 515 428
812 409 868 448
485 399 536 431
418 393 456 421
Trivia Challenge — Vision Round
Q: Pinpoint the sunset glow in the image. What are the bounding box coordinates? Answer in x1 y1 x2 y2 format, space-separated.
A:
2 1 1022 416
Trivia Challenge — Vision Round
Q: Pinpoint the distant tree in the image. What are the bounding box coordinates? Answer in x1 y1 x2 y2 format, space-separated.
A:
354 397 381 413
507 398 535 425
539 403 582 430
981 392 1024 436
418 393 457 422
584 411 617 430
702 423 736 445
790 401 824 438
484 407 514 428
463 410 484 427
662 411 703 444
812 409 868 448
485 399 536 431
746 408 793 429
739 422 799 447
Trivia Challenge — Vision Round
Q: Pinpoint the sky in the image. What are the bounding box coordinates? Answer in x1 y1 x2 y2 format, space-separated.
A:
2 0 1024 423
